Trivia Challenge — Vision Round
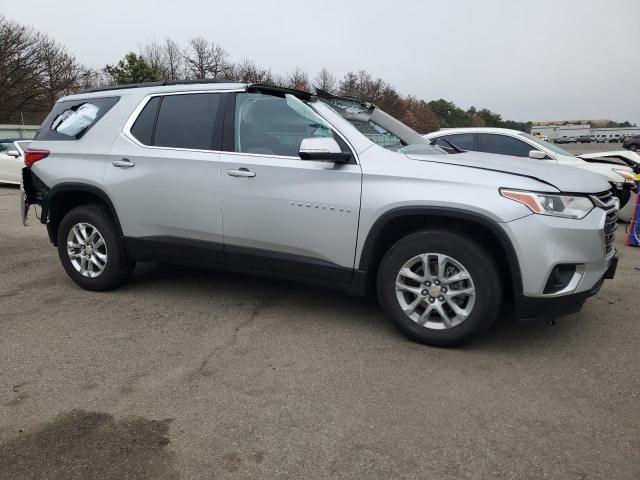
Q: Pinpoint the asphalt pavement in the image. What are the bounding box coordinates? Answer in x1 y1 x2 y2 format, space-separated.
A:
0 183 639 480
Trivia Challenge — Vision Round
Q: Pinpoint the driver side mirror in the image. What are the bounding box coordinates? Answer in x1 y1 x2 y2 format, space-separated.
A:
6 150 20 158
299 137 351 164
529 150 548 160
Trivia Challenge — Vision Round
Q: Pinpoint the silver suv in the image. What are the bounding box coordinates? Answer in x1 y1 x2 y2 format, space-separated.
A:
21 81 619 346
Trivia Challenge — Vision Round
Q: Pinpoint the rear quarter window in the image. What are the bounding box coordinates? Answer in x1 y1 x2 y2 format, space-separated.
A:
35 96 120 141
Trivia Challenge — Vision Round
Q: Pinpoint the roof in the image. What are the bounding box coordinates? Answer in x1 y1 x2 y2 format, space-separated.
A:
423 127 525 138
79 78 240 94
62 80 315 103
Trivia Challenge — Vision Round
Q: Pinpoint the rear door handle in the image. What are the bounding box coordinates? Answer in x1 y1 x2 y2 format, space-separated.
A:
227 168 256 178
112 159 135 168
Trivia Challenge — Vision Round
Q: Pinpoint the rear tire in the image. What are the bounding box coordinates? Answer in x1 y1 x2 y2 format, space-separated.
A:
377 230 502 347
57 204 135 291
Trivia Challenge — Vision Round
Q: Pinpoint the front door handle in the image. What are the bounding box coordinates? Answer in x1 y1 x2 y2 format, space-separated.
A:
227 168 256 178
112 159 135 168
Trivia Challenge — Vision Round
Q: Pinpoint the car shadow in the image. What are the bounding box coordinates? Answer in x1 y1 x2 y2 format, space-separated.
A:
122 262 580 350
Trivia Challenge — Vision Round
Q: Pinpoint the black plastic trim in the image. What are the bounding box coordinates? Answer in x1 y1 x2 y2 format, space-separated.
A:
123 236 361 292
44 182 125 240
125 236 224 266
358 206 524 295
225 244 352 284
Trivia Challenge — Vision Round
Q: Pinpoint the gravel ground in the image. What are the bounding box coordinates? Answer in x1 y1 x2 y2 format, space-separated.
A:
0 183 639 480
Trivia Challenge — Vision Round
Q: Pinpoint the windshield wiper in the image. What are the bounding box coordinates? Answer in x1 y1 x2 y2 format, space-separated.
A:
428 138 464 154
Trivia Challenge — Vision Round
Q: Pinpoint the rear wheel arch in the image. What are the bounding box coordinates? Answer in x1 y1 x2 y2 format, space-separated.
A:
45 184 123 246
358 207 523 299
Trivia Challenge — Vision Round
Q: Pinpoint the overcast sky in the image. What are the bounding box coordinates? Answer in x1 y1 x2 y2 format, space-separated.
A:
4 0 640 124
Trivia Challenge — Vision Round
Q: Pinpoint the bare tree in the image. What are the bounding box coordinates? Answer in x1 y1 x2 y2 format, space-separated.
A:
313 67 336 92
0 16 45 122
209 42 230 78
163 38 183 81
338 71 359 97
141 40 165 79
183 37 230 79
38 35 81 108
287 67 309 91
183 37 210 79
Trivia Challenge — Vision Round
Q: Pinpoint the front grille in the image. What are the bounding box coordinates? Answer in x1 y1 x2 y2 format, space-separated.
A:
591 190 618 256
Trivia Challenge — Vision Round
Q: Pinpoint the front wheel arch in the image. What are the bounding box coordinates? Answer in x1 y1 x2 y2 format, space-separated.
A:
358 208 523 300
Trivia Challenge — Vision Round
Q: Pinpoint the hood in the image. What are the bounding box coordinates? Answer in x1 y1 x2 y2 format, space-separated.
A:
406 151 611 193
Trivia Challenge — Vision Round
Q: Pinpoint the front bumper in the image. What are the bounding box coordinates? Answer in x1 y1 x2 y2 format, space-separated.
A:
514 255 617 322
502 205 618 322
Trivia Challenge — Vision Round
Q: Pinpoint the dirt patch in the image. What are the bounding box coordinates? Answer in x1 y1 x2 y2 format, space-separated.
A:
0 409 179 480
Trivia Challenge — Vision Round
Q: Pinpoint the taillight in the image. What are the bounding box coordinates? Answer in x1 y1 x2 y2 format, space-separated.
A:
24 149 49 168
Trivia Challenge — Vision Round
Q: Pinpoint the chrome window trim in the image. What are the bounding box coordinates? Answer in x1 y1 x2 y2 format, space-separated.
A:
122 89 359 164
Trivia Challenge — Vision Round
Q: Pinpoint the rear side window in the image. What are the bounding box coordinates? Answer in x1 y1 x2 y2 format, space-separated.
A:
153 94 221 150
130 97 161 145
437 133 475 151
479 134 534 157
35 97 119 141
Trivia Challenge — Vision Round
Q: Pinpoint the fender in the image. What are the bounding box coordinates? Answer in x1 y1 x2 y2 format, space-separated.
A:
358 206 523 295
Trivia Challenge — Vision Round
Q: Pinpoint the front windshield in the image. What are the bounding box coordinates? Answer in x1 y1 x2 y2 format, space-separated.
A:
318 96 446 155
518 132 572 156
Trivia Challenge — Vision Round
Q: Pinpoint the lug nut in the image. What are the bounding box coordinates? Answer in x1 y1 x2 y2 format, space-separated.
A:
441 287 447 293
438 295 444 301
434 280 440 286
421 289 428 296
428 297 435 303
425 281 431 287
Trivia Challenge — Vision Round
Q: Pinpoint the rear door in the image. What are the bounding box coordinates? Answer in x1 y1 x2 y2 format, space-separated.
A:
219 91 362 282
105 92 227 265
477 133 542 158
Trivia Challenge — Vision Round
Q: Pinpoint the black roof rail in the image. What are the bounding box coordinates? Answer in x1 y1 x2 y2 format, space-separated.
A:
247 83 313 101
79 78 239 94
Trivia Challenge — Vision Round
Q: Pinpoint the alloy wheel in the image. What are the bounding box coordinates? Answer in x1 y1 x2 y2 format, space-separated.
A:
66 222 108 278
395 253 476 330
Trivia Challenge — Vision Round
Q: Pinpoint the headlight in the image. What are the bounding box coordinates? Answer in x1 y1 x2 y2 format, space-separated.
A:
500 189 594 219
613 169 637 185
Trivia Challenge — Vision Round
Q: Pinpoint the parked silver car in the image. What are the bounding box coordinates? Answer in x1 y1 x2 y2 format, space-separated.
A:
21 81 618 346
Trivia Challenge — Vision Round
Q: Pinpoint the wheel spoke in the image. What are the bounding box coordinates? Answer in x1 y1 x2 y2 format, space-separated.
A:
446 287 474 298
395 281 422 296
444 297 471 321
402 296 422 314
80 256 88 275
94 237 105 248
433 303 453 328
417 303 435 325
90 256 104 269
437 254 448 279
442 271 470 284
398 267 424 283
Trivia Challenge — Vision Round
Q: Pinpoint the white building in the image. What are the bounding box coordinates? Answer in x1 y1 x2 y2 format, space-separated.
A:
531 124 640 140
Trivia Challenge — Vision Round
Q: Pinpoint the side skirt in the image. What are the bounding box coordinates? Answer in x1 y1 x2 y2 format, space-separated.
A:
123 236 368 296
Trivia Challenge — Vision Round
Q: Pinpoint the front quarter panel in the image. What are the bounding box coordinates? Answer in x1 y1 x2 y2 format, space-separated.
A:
355 147 555 266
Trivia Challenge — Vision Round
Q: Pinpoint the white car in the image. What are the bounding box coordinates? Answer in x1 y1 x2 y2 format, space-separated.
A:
424 128 637 222
0 138 31 185
577 150 640 222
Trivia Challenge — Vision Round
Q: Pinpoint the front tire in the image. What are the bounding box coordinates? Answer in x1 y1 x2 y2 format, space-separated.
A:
377 230 501 347
57 204 135 291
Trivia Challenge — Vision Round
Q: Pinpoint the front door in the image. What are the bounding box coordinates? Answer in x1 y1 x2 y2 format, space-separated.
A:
220 91 362 283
